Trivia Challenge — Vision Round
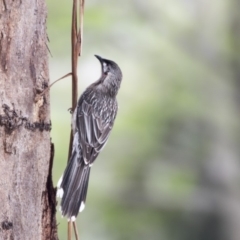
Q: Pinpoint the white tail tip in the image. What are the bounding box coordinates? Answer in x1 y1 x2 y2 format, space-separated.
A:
57 188 64 198
79 201 85 212
68 216 76 222
57 175 63 188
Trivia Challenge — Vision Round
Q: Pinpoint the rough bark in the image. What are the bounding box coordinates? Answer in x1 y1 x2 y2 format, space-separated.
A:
0 0 58 239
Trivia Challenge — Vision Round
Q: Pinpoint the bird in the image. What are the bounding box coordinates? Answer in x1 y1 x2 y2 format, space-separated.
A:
57 55 123 221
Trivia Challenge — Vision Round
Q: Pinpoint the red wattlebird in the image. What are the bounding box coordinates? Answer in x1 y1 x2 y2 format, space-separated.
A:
57 55 123 221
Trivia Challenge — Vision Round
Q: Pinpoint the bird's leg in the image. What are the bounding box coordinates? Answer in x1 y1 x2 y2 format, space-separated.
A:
68 108 74 114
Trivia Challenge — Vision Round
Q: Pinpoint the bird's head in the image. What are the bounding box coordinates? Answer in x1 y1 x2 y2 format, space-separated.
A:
95 55 122 97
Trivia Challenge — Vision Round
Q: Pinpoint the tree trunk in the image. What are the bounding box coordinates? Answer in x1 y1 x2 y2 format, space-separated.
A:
0 0 58 239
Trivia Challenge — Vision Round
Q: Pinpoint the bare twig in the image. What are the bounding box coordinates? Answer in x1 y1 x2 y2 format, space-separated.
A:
73 222 80 240
47 72 72 90
35 73 72 102
78 0 85 57
71 0 79 111
68 222 72 240
68 0 85 240
68 0 79 161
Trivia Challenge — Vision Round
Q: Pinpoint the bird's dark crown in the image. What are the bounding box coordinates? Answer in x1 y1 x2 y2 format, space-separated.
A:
94 55 122 97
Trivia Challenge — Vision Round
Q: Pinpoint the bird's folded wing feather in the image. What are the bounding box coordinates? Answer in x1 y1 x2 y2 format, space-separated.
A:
77 99 116 165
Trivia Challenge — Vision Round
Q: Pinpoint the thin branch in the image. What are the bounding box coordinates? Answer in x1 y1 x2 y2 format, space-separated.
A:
47 72 72 89
68 222 72 240
73 222 79 240
67 0 80 162
78 0 85 56
68 0 85 239
34 73 72 103
38 72 72 96
71 0 79 111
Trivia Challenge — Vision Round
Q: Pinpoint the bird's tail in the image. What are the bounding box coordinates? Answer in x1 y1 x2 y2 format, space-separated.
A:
57 150 91 221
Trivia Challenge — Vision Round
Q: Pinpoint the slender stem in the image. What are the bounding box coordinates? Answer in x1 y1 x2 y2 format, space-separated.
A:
79 0 84 56
67 1 78 239
68 221 72 240
38 72 72 97
71 0 78 111
73 221 79 240
68 0 84 239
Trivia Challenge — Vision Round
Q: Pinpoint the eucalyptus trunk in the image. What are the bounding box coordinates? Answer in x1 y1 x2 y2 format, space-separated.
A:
0 0 58 239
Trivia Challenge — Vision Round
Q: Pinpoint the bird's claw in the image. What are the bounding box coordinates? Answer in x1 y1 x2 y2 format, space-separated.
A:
68 108 73 114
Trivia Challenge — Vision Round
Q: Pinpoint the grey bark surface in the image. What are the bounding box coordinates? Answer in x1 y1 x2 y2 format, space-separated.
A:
0 0 58 239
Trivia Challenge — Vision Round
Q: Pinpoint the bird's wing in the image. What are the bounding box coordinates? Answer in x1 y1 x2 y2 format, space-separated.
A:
77 99 117 165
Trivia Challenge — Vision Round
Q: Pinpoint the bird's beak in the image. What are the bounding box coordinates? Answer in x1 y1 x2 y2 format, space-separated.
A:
95 55 103 63
95 55 108 75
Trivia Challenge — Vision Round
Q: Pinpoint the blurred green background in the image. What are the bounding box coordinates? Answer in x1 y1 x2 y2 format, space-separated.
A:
47 0 240 239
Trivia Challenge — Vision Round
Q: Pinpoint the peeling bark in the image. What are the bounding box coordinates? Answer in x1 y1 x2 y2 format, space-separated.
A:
41 144 58 240
0 0 58 239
